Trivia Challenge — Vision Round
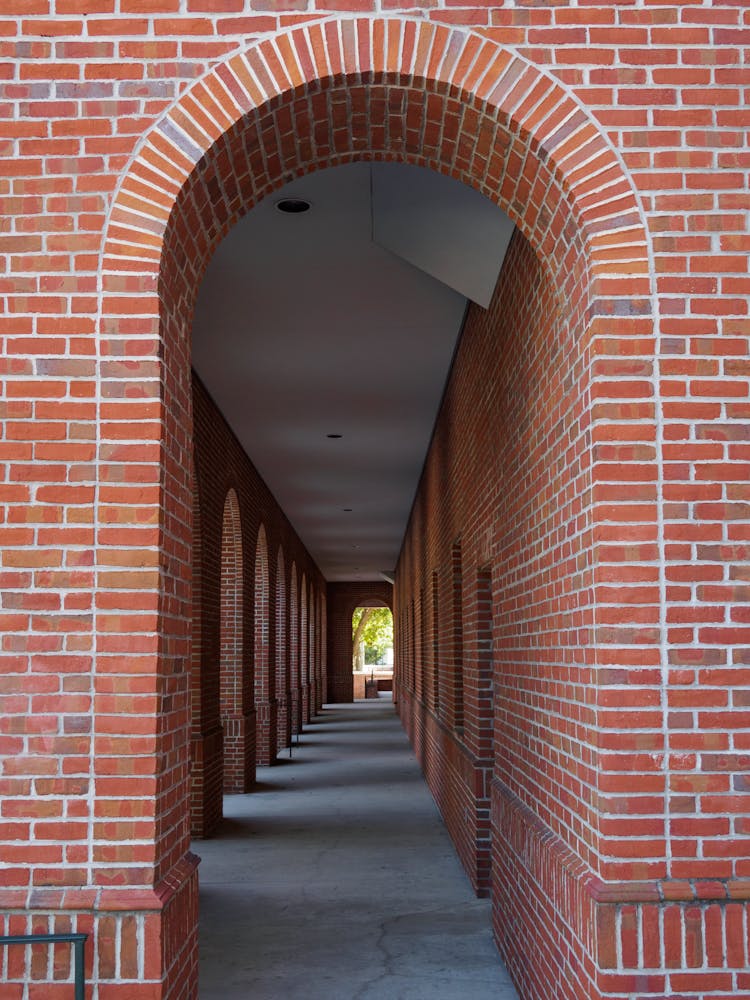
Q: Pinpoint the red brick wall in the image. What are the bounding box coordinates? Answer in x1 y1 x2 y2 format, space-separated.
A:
326 582 393 703
397 211 748 998
192 375 325 828
1 11 747 999
397 233 559 898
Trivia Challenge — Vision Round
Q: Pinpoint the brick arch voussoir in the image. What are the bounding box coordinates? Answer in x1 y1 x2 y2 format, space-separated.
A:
349 594 394 616
101 16 650 320
253 524 270 613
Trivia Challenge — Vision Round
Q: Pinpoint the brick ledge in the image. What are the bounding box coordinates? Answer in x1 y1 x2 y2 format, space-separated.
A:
493 777 750 905
0 851 201 913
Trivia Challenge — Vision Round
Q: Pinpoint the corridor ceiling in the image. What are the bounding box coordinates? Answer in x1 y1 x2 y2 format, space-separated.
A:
192 162 514 581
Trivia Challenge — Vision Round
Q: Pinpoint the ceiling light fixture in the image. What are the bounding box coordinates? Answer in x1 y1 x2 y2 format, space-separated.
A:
275 198 311 214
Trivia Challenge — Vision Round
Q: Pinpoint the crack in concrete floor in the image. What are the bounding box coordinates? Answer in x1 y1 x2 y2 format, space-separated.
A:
196 699 519 1000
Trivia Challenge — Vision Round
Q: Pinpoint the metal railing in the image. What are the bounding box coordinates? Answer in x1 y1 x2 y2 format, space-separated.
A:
0 932 87 1000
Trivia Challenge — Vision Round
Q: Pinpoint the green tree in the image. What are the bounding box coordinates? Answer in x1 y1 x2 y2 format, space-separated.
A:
352 607 393 670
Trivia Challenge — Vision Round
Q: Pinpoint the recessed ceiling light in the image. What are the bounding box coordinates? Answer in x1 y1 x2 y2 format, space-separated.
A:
275 198 311 214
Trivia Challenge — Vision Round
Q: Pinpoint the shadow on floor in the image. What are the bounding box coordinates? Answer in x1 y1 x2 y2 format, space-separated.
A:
195 700 519 1000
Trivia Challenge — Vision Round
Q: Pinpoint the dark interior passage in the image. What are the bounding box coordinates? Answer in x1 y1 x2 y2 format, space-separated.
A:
196 699 519 1000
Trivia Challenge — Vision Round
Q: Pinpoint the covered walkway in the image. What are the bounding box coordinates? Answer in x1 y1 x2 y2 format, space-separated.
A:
196 698 519 999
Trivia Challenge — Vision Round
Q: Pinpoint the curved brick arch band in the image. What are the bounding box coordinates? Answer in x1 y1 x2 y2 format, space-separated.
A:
104 17 650 299
91 16 660 1000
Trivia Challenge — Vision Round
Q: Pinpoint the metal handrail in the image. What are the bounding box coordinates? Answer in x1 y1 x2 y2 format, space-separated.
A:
0 932 87 1000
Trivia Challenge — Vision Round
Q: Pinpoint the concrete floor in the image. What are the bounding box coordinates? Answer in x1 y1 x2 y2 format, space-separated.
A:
195 697 519 1000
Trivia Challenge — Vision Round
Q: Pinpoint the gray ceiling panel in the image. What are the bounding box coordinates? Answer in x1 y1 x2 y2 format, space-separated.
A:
192 162 512 581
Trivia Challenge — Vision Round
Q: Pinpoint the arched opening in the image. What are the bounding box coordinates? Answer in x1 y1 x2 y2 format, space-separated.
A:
96 16 657 999
352 604 394 701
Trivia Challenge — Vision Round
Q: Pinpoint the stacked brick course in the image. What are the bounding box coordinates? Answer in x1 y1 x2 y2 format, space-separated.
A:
0 7 747 998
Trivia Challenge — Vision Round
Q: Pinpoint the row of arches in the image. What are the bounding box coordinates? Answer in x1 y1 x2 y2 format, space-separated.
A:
190 479 327 837
82 14 682 997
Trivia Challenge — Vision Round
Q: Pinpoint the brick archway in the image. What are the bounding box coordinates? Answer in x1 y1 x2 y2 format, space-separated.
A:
350 598 394 699
95 16 653 998
327 582 396 705
346 593 394 614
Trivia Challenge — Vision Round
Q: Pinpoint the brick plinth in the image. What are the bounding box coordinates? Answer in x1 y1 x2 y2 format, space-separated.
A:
222 711 256 794
492 783 750 999
255 699 278 767
190 725 224 839
290 689 302 737
301 684 312 726
329 675 355 704
314 677 323 715
277 689 292 753
0 856 199 999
